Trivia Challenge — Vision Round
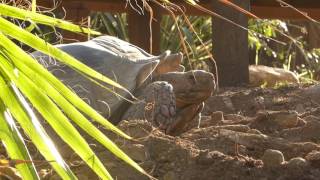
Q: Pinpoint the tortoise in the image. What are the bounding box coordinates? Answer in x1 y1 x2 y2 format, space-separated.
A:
31 35 215 135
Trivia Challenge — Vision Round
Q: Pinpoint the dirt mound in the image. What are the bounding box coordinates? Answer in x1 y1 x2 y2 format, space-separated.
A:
3 84 320 180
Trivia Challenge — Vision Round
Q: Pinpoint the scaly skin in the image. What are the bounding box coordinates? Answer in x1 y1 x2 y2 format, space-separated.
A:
122 81 176 131
123 70 216 135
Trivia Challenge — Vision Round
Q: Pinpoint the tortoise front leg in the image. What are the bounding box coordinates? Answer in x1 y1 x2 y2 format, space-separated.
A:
122 81 176 131
166 102 204 136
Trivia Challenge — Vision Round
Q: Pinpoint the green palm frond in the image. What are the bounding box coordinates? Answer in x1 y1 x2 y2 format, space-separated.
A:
0 2 148 180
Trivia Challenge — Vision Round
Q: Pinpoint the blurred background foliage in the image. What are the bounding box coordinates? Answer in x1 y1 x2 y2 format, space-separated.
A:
90 12 320 83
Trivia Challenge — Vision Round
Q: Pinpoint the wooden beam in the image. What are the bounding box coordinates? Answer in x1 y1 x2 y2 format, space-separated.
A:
252 6 320 20
212 0 250 86
39 0 320 20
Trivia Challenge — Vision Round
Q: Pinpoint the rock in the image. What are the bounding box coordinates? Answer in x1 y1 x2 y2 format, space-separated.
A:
287 157 308 169
249 65 299 87
250 111 298 133
271 111 298 128
306 151 320 168
261 149 285 168
301 84 320 104
280 120 320 142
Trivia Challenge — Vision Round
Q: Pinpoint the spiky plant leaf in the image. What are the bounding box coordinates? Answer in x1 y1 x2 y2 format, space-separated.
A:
0 99 39 180
0 73 76 179
0 4 101 35
0 53 113 180
0 3 149 180
0 37 147 176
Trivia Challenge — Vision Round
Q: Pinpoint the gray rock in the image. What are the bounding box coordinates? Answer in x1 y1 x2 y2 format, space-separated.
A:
261 149 285 168
301 84 320 104
287 157 308 169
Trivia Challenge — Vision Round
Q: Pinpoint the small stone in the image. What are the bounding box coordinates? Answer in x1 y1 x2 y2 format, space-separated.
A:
251 111 298 133
306 151 320 160
302 84 320 104
261 149 285 168
305 150 320 168
271 111 298 129
249 65 299 87
287 157 308 169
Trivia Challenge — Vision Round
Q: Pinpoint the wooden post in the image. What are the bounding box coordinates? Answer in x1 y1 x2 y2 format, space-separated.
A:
128 3 161 54
212 0 250 86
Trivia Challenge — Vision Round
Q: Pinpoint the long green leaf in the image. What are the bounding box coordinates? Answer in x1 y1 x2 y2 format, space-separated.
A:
0 55 113 179
0 17 129 93
0 69 76 179
0 33 131 139
4 51 148 176
0 100 39 180
0 4 101 35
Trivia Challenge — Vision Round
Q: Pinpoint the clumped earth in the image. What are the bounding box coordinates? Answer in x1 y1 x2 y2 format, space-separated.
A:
2 84 320 180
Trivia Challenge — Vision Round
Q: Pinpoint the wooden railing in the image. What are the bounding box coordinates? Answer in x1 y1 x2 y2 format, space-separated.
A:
38 0 320 86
